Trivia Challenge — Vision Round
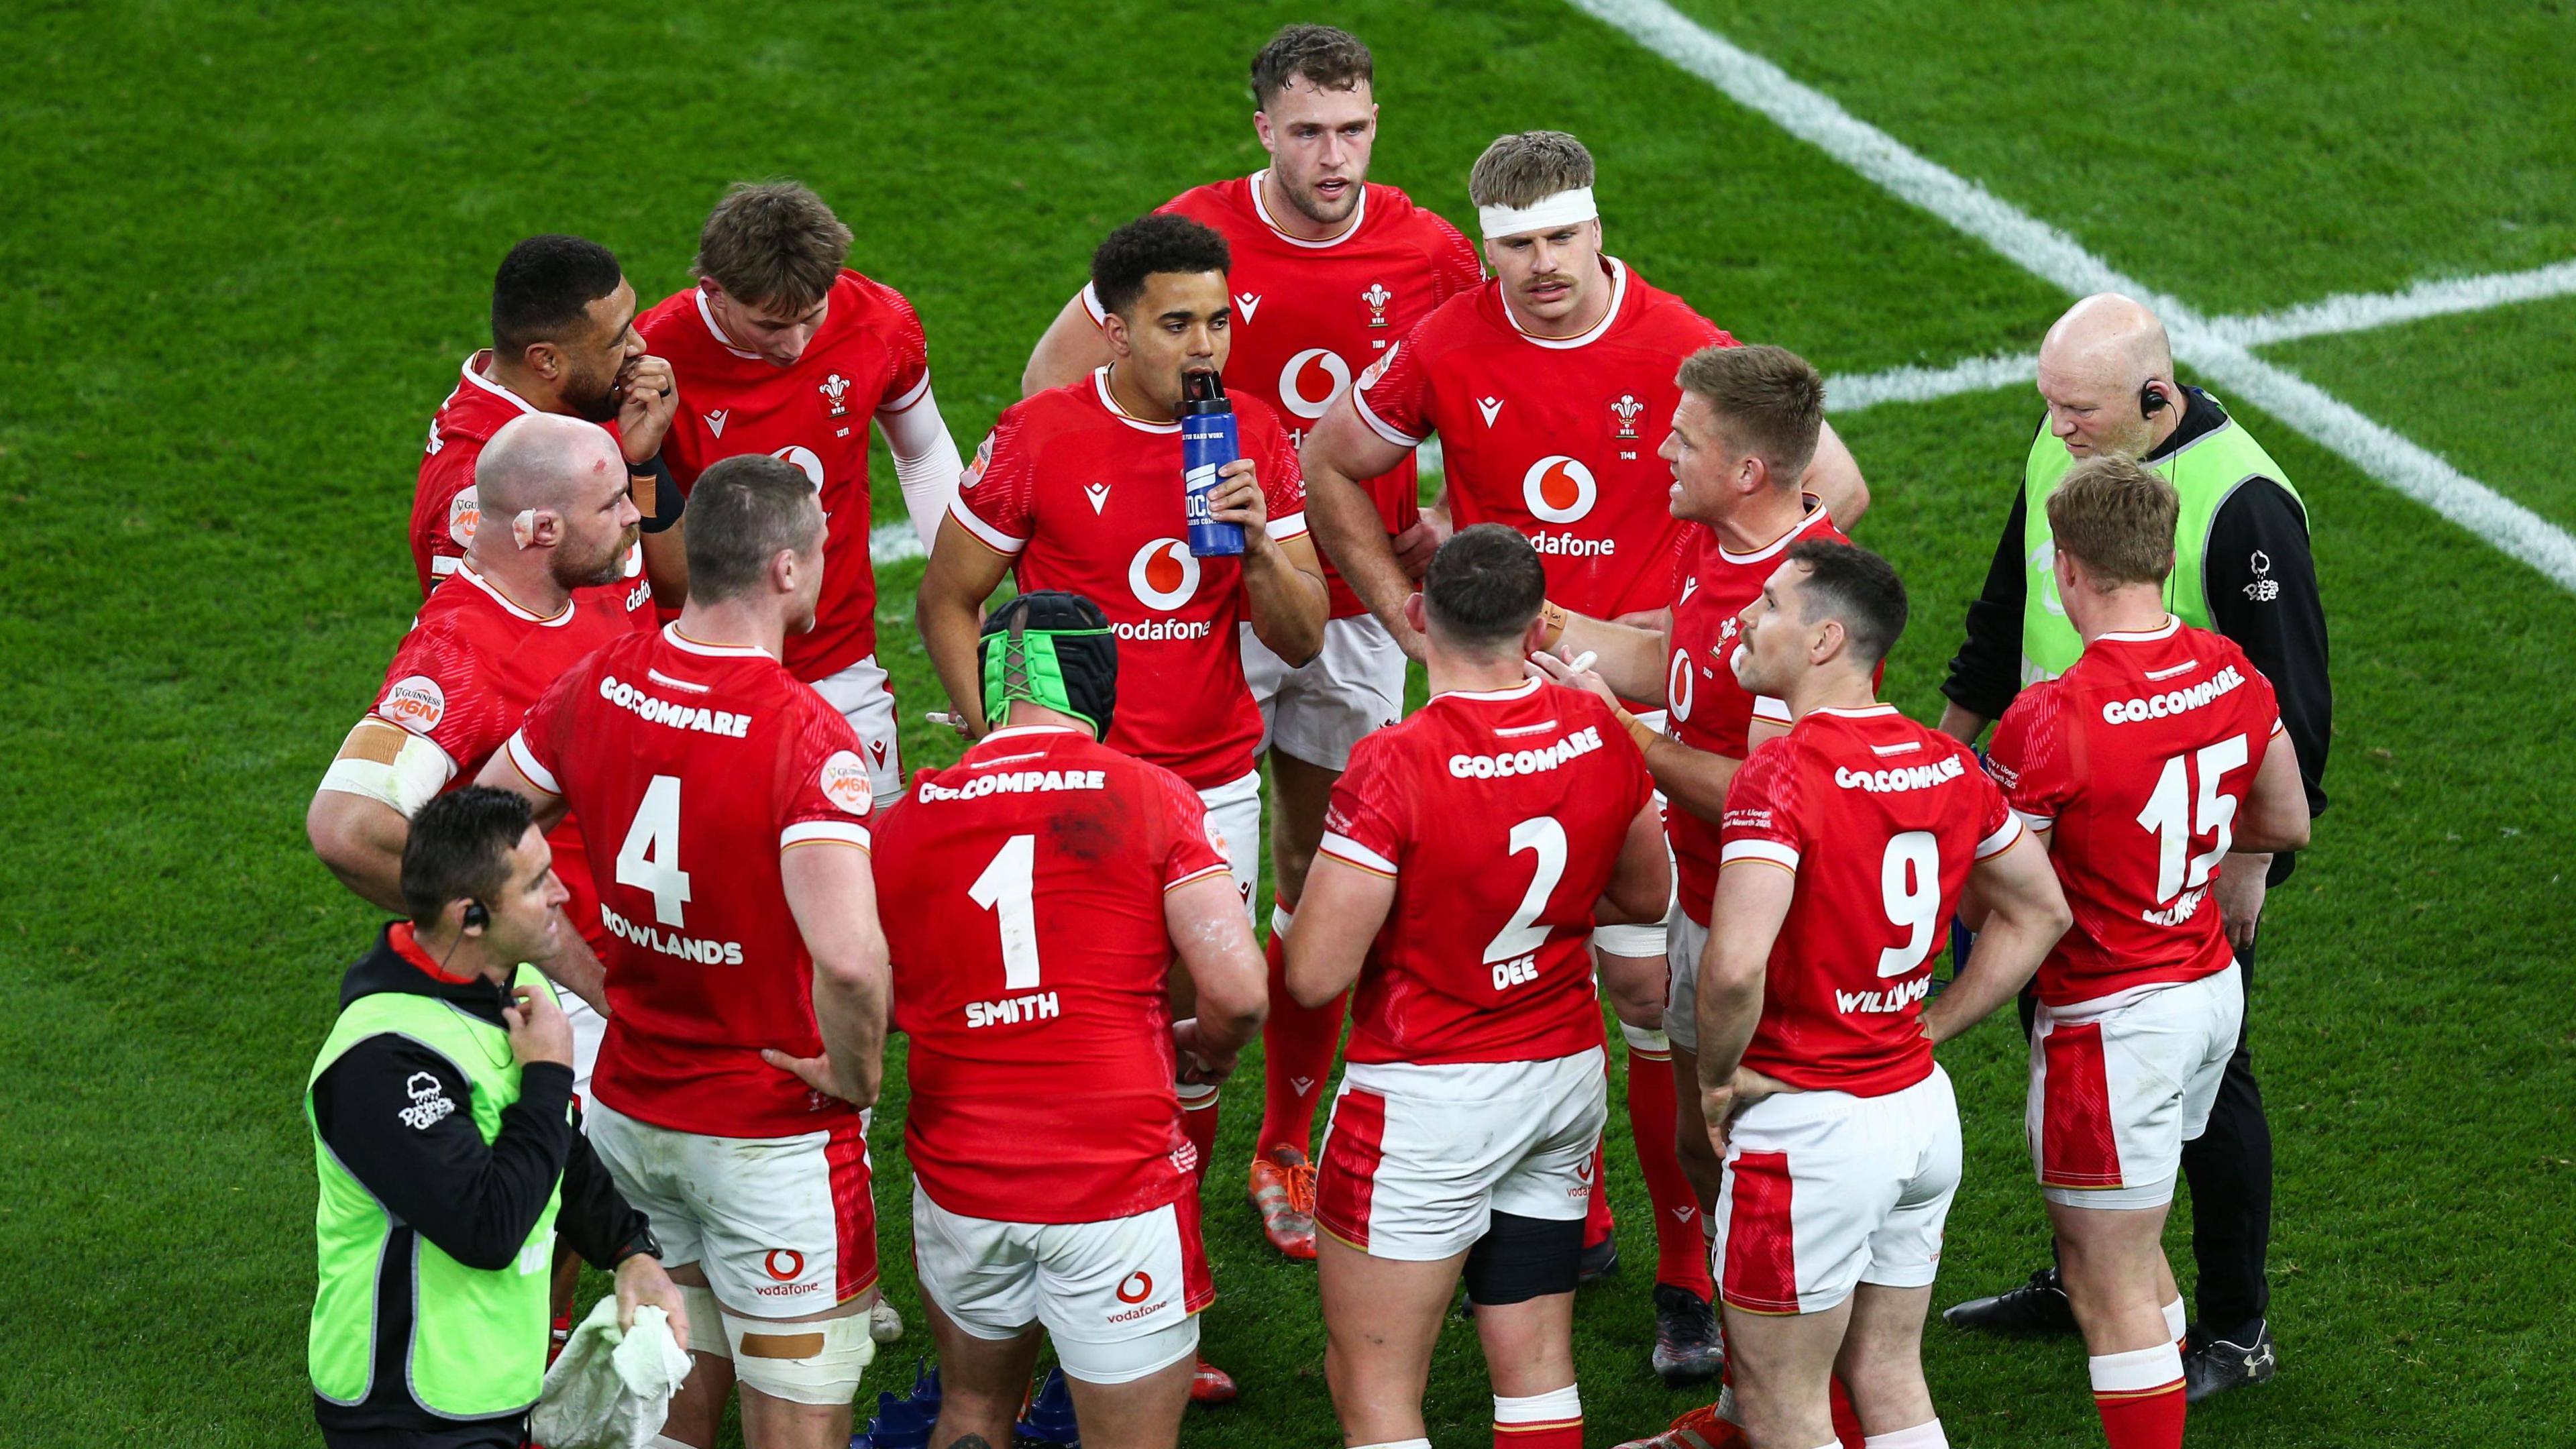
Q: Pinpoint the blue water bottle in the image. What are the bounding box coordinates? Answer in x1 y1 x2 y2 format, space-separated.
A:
1181 370 1246 557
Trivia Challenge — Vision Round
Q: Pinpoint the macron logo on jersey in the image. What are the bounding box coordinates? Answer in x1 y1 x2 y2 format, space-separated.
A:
2103 664 2248 724
1448 724 1606 780
1085 482 1111 514
1234 293 1261 323
705 409 730 437
1477 396 1504 427
596 676 754 737
1835 755 1966 794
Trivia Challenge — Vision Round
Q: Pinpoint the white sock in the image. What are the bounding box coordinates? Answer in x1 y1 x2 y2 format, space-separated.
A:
2163 1297 2188 1344
1494 1383 1582 1427
1350 1442 1433 1449
2089 1342 2185 1395
1272 902 1295 937
1863 1419 1948 1448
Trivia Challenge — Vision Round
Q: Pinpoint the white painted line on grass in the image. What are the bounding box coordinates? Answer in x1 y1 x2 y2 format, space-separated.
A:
1828 352 2035 413
2210 259 2576 350
1567 0 2576 592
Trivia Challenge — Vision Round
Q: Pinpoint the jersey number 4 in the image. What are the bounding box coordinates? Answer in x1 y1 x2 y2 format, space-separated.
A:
615 775 693 927
2134 735 2248 904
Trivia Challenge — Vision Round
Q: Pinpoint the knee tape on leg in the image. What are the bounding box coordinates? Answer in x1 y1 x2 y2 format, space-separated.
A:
721 1309 877 1405
1462 1210 1583 1305
679 1284 729 1359
1619 1020 1670 1055
1053 1314 1200 1385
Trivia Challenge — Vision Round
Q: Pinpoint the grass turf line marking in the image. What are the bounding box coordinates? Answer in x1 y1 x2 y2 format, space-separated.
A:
1568 0 2576 593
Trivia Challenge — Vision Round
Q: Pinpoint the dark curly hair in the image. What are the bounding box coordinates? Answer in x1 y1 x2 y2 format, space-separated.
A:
1090 214 1230 320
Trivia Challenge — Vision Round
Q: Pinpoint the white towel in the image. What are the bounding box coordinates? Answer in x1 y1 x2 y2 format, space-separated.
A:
531 1297 694 1449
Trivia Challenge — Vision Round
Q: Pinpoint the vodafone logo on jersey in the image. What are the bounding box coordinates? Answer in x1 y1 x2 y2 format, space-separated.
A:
1522 455 1598 524
1277 347 1352 421
1127 539 1202 611
378 675 447 735
820 750 873 813
772 445 826 492
447 486 481 548
1668 649 1695 723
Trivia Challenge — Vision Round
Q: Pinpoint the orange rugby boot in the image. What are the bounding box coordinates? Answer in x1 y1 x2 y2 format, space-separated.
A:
1611 1401 1748 1449
1246 1144 1319 1260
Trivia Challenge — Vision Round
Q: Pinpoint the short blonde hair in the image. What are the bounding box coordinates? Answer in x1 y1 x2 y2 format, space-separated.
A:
1468 130 1595 209
1676 344 1824 486
2047 457 2179 589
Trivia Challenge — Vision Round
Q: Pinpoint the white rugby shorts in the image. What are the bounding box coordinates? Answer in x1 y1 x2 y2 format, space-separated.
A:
585 1100 877 1319
1316 1047 1608 1260
1715 1067 1962 1316
910 1179 1209 1384
1242 616 1407 773
553 986 606 1109
1664 910 1707 1055
1195 769 1263 919
806 654 906 808
1591 712 1673 959
2027 963 2243 1210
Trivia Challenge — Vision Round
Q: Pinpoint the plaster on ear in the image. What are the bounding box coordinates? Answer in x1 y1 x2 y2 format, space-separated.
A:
512 508 539 549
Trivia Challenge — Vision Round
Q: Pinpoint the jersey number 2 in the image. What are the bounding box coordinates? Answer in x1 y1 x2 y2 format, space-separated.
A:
614 775 692 927
1485 816 1569 963
968 835 1042 989
2134 735 2249 904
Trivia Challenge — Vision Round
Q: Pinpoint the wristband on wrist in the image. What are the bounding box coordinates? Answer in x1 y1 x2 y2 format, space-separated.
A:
610 1226 662 1268
1537 599 1570 651
633 455 684 535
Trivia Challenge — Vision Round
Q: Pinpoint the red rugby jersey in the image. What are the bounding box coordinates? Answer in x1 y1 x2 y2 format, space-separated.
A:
1664 504 1849 926
947 370 1309 789
506 625 875 1138
1082 172 1482 617
1719 706 2021 1096
875 725 1231 1222
1318 678 1654 1067
637 270 932 682
1986 617 2282 1007
411 352 653 625
366 565 633 959
1350 258 1735 619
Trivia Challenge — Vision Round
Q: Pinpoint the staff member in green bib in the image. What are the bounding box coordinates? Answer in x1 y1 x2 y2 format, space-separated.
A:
1933 294 2330 1403
308 786 687 1448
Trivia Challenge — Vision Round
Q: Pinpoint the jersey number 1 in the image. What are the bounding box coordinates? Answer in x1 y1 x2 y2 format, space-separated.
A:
2134 735 2249 904
969 835 1042 989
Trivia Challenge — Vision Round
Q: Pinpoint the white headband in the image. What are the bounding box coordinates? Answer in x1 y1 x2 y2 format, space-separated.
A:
1477 186 1599 241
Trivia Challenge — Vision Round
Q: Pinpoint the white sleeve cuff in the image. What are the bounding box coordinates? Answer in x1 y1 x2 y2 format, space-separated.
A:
1265 510 1309 543
947 497 1027 556
1752 695 1792 723
782 820 871 851
1318 830 1398 877
1976 817 2028 859
1719 838 1800 872
1165 862 1233 892
1352 390 1425 449
504 730 561 796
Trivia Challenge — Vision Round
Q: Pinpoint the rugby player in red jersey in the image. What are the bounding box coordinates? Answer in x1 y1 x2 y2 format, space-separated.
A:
875 590 1268 1449
637 182 965 808
1020 23 1484 1260
477 455 892 1449
1678 541 2068 1449
1980 460 2309 1449
919 213 1326 1402
413 234 682 619
1286 525 1672 1449
1305 130 1868 1371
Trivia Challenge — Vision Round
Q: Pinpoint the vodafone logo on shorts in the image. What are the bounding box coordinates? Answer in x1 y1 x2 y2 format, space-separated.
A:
820 749 872 813
378 675 447 735
1115 1271 1154 1304
763 1248 805 1281
1522 455 1597 524
447 486 481 548
1127 538 1202 611
1277 347 1352 421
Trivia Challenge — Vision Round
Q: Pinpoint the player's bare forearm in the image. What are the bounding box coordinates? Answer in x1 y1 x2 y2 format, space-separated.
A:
1166 874 1267 1056
1285 857 1392 1009
1552 610 1668 703
1935 700 1990 746
640 523 688 608
1242 534 1328 666
1301 409 1422 657
307 790 411 915
785 845 891 1108
470 752 572 833
2234 735 2312 855
1804 420 1869 528
533 928 609 1016
1642 737 1743 830
1595 802 1673 925
915 520 1010 736
1926 832 2069 1045
1699 863 1794 1091
1020 292 1113 397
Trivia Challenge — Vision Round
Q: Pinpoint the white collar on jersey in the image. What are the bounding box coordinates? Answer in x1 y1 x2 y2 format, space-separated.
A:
1247 168 1368 250
2096 614 2184 643
1091 367 1180 434
458 351 540 415
1716 498 1833 566
1502 256 1629 352
453 563 572 627
1433 676 1544 704
1808 703 1902 720
692 286 765 362
979 724 1083 743
661 623 776 661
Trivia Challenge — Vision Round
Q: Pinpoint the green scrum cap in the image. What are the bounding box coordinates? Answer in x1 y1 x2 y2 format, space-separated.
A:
978 590 1118 741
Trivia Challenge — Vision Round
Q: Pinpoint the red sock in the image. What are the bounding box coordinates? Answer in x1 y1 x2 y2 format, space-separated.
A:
1582 1137 1615 1245
1179 1087 1220 1181
1625 1044 1713 1297
1493 1422 1582 1449
2090 1346 2186 1449
1254 903 1343 1159
1829 1376 1865 1448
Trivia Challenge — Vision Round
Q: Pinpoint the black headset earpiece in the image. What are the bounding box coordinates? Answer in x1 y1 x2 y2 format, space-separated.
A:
2140 382 2169 420
462 900 490 932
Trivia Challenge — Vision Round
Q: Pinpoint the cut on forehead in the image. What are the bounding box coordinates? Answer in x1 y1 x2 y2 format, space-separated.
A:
2039 292 2172 385
475 413 621 516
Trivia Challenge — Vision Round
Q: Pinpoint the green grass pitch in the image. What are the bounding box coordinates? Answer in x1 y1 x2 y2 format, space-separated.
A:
5 3 2573 1445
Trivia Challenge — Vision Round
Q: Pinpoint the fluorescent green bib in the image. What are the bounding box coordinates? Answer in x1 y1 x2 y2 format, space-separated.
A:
2019 405 2304 684
306 963 560 1419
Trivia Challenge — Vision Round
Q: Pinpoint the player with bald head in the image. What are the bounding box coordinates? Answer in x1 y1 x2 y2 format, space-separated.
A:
1935 293 2332 1403
311 408 647 1091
